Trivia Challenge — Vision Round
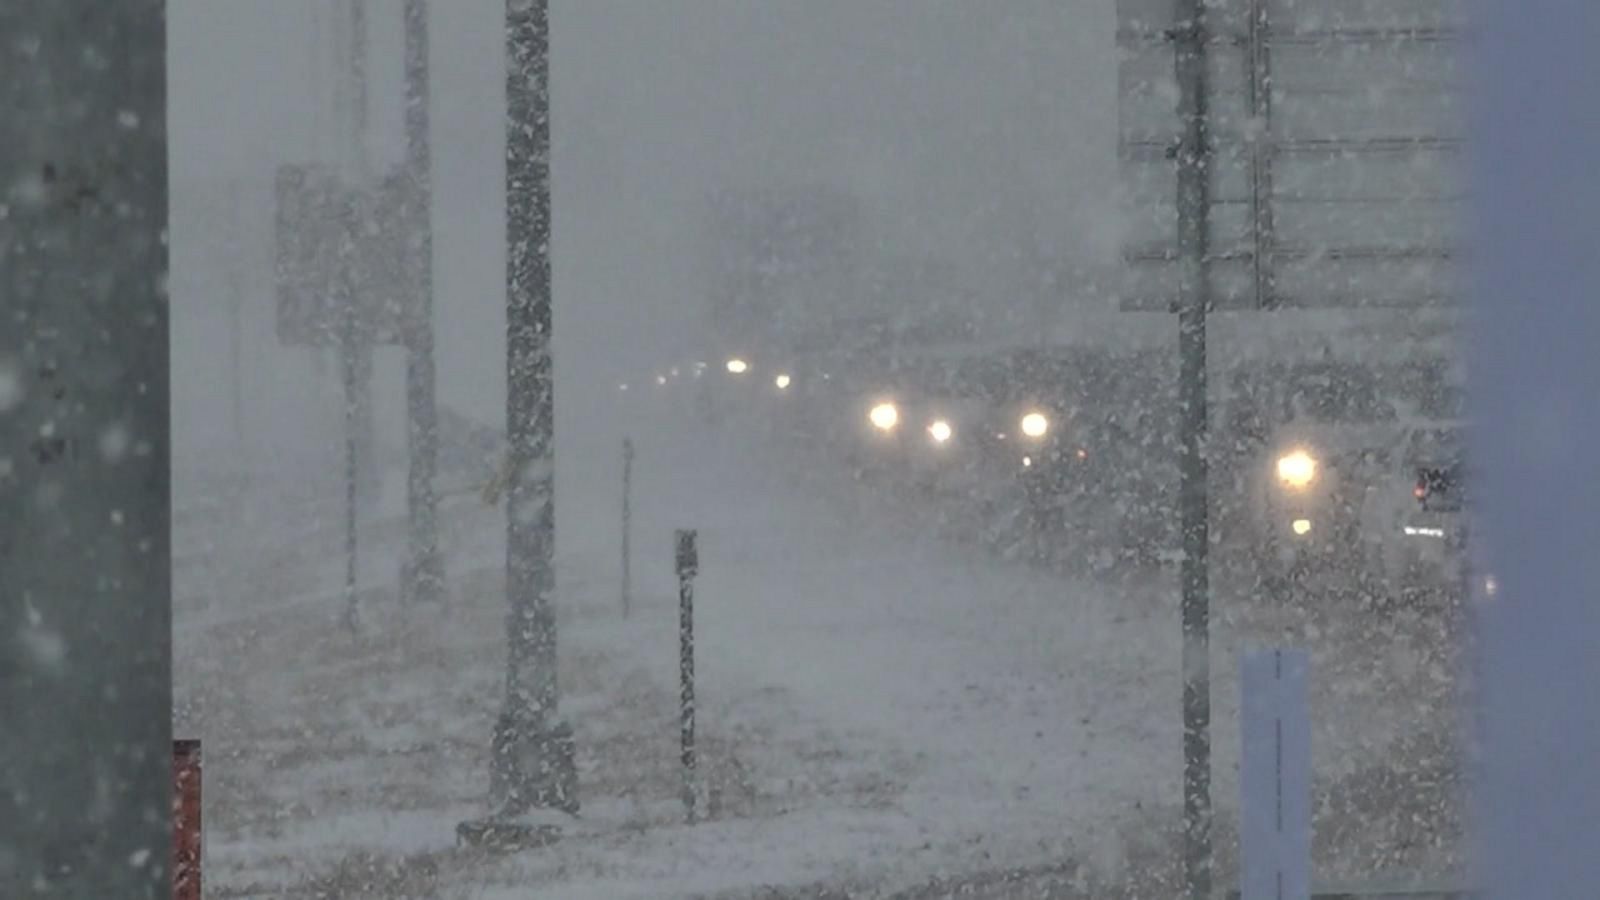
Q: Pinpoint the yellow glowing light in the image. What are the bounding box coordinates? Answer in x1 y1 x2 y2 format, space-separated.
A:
869 402 899 431
1020 412 1050 438
1292 518 1313 536
726 358 749 375
928 419 954 444
1022 455 1033 468
1276 450 1318 488
775 374 792 390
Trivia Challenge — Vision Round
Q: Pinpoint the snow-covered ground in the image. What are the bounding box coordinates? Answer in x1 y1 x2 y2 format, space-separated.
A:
174 406 1464 898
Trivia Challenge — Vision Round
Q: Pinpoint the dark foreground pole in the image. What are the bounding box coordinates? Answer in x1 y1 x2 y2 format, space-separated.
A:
622 438 634 616
1173 0 1215 895
0 3 171 896
677 529 699 823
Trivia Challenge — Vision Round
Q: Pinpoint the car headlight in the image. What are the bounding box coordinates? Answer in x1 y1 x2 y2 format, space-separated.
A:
774 373 791 390
1291 518 1313 536
1020 412 1050 438
726 358 749 375
928 419 953 444
1276 449 1318 489
869 402 899 431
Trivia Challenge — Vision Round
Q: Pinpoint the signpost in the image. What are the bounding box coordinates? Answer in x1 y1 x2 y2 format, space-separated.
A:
622 438 635 617
276 165 403 630
276 0 444 611
1115 1 1465 895
676 529 700 823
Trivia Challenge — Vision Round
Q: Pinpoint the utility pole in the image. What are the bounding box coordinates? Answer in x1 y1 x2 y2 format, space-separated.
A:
338 0 378 505
1173 1 1214 897
494 0 578 816
0 3 171 896
339 193 364 635
227 183 247 458
402 0 445 605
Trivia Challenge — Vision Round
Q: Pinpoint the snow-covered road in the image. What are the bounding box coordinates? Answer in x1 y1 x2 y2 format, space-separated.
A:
175 408 1463 898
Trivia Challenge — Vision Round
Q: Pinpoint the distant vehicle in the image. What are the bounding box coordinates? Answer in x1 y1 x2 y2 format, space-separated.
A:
1227 358 1464 602
1362 422 1468 601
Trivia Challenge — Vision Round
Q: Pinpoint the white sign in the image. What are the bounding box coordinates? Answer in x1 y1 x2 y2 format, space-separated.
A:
1240 647 1311 900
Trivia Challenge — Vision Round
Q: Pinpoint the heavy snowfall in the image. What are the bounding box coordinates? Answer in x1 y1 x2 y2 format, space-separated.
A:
30 0 1600 896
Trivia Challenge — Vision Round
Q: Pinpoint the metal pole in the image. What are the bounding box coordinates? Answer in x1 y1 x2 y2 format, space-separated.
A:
0 3 171 895
1246 0 1276 309
335 185 364 635
228 184 247 457
341 296 362 635
494 0 578 817
402 0 444 605
677 529 699 823
622 437 634 617
348 0 379 506
1173 1 1214 896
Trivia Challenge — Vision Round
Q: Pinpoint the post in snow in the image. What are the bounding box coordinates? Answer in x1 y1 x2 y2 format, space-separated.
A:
622 437 634 617
677 529 700 823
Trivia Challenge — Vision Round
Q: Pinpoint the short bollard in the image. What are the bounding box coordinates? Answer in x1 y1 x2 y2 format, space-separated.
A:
676 529 698 823
621 438 634 617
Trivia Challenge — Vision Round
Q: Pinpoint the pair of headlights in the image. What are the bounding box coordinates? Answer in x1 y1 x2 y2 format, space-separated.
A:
867 403 953 443
867 404 1051 444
